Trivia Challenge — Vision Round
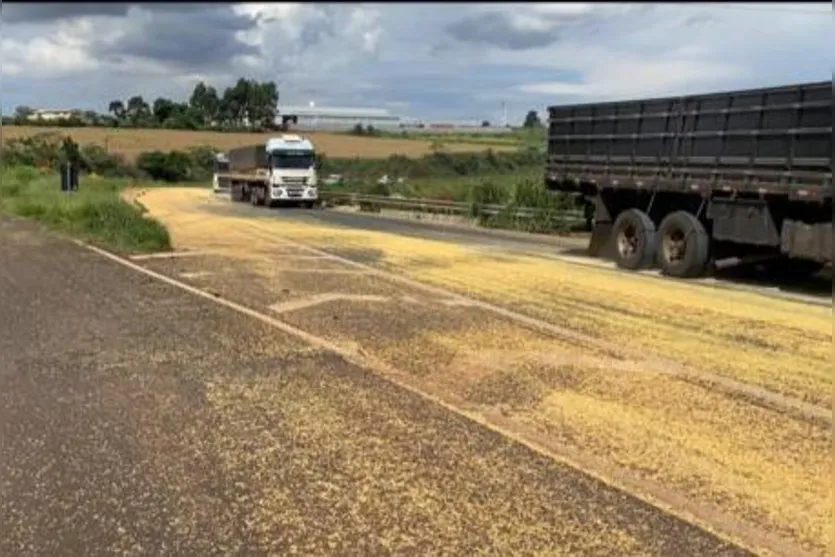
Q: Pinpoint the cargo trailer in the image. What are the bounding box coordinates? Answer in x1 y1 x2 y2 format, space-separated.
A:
544 81 831 279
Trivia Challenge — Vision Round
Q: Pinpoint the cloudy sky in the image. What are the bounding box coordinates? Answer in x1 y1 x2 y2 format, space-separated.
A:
1 2 829 123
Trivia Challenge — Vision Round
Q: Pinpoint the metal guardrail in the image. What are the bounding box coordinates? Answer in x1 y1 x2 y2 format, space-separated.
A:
320 191 585 223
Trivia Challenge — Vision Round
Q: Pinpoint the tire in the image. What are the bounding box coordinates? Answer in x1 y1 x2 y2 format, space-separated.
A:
611 209 657 270
657 211 710 278
231 183 243 202
250 186 264 206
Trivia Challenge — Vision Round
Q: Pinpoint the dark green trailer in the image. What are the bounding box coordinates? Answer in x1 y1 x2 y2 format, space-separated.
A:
545 81 831 278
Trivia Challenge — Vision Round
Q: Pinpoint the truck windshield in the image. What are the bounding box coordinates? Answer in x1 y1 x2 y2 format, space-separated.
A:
271 150 316 170
215 161 229 172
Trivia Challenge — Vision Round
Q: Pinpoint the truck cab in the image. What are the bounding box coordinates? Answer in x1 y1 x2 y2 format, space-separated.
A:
212 153 230 193
264 135 319 205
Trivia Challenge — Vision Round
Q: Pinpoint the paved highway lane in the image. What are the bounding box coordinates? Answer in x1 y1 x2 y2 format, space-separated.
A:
0 217 754 556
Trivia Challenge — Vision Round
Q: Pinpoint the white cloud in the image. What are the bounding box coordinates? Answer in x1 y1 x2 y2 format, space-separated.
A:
346 7 382 54
518 56 742 99
1 20 100 76
0 3 829 123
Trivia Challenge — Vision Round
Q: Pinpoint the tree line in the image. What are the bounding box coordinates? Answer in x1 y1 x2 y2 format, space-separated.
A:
6 78 280 132
5 77 545 132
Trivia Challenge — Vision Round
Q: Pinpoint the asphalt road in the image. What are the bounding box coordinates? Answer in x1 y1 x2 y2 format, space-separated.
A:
0 217 756 556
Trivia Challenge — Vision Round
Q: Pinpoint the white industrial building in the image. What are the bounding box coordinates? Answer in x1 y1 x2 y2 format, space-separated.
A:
277 105 401 131
27 109 78 122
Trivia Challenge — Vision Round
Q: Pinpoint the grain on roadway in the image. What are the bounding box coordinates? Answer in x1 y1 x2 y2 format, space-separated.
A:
0 217 753 556
204 196 831 305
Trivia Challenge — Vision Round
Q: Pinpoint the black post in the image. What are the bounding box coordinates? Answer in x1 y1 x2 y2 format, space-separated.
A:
70 164 79 191
60 163 70 192
59 136 81 192
59 163 79 192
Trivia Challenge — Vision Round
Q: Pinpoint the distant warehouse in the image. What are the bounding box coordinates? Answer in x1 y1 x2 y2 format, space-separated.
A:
277 105 401 131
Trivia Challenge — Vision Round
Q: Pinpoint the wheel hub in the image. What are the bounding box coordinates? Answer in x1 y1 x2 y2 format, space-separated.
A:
617 225 639 258
662 229 686 262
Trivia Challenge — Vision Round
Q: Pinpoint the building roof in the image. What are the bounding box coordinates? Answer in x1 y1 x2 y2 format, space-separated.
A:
279 105 395 119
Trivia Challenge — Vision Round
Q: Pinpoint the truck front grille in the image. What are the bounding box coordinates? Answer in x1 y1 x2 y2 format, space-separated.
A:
283 177 307 186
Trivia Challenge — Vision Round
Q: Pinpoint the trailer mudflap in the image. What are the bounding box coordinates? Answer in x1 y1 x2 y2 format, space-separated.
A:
707 199 780 246
780 220 832 263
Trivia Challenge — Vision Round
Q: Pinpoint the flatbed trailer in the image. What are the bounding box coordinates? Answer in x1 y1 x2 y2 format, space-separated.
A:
545 81 831 278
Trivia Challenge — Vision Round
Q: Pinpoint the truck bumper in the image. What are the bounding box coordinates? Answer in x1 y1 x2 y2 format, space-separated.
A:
269 187 319 202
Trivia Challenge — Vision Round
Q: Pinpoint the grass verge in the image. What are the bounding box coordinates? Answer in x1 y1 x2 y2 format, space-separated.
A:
0 165 171 253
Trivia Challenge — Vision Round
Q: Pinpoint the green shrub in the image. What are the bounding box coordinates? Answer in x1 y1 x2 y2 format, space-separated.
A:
136 150 190 182
319 147 545 183
79 144 138 178
0 166 170 252
363 180 392 196
135 146 215 182
468 179 509 220
0 133 137 179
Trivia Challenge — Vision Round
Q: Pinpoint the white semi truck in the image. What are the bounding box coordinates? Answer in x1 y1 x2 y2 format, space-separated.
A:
213 134 320 208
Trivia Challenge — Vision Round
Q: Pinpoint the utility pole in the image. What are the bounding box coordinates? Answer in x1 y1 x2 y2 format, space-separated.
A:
501 101 508 128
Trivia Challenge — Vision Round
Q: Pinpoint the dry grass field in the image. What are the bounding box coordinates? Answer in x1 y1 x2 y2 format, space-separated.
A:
131 187 831 556
0 125 517 161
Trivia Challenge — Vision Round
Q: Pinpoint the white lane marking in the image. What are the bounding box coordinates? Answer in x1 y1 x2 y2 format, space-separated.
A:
271 254 331 260
130 250 209 261
439 299 478 307
273 268 369 275
75 238 804 557
268 293 390 314
179 271 214 279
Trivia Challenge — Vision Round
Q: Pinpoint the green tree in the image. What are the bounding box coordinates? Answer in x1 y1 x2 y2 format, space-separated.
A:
108 100 126 120
152 97 176 124
12 106 34 125
523 110 542 128
14 105 34 120
189 82 221 126
247 81 278 128
125 95 151 125
219 79 250 127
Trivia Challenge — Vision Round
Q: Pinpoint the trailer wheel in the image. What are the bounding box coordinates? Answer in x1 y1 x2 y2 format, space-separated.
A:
611 209 657 270
657 211 710 278
231 182 243 202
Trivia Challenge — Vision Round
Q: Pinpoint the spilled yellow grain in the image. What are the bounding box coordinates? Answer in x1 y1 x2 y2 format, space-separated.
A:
138 187 833 552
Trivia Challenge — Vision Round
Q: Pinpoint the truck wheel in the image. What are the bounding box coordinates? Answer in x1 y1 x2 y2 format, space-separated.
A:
611 209 657 270
231 183 243 202
657 211 710 278
251 187 264 206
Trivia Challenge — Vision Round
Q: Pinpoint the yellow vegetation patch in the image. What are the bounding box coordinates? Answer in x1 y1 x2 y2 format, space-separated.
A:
2 125 517 162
